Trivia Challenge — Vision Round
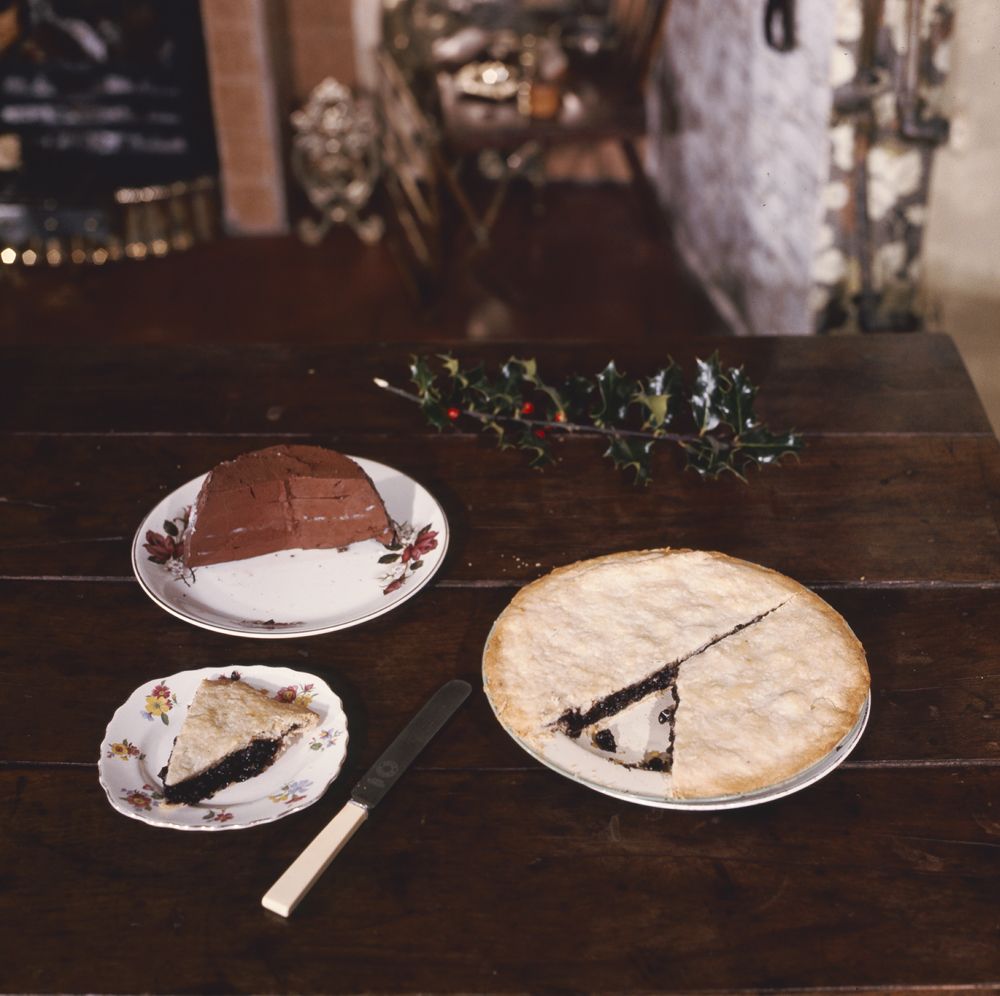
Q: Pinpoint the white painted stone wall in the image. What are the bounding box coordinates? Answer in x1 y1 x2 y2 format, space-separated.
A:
649 0 836 335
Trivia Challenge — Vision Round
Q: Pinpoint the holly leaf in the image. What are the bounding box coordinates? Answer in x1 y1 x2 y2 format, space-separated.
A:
733 426 803 471
438 352 460 379
689 353 727 435
516 428 552 468
508 356 538 382
592 361 637 427
635 362 684 430
683 435 742 480
718 365 758 435
604 434 656 485
420 397 451 431
409 355 439 399
480 419 511 449
440 354 489 398
559 374 595 422
486 358 530 417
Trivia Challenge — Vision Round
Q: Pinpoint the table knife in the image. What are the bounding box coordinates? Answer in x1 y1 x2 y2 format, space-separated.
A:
262 678 472 917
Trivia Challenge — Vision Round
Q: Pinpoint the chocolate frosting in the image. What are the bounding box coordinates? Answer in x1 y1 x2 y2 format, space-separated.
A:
184 445 395 567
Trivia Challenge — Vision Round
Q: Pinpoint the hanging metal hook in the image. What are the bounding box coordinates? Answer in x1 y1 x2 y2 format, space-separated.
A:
764 0 796 53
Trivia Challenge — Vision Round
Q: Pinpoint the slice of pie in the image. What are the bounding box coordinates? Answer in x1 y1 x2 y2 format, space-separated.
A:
483 549 869 799
159 675 320 804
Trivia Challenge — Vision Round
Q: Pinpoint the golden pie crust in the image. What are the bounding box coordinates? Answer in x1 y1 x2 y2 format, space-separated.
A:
165 677 319 786
483 549 870 799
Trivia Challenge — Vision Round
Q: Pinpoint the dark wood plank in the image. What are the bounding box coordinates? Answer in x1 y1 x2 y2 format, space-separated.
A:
0 433 997 583
3 335 992 435
2 766 998 993
2 582 998 767
0 189 728 349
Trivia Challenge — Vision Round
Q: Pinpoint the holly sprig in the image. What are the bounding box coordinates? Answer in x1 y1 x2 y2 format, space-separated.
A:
375 353 802 485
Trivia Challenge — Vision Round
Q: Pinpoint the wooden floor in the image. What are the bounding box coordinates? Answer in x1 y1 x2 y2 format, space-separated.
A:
0 183 727 345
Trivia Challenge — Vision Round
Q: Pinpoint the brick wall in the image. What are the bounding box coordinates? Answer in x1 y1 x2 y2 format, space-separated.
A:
200 0 358 235
201 0 290 234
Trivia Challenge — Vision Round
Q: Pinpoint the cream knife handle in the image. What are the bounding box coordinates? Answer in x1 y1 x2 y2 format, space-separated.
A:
261 800 368 917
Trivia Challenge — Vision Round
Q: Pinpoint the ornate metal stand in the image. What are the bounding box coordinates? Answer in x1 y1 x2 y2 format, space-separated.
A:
291 78 384 246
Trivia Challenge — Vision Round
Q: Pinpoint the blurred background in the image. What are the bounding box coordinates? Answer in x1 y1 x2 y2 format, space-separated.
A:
0 0 996 429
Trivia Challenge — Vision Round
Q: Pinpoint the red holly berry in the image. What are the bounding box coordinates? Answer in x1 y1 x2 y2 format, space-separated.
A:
447 407 461 420
521 401 535 415
554 411 567 423
534 428 546 439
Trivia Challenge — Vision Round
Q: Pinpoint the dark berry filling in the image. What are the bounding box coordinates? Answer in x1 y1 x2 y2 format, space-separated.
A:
592 729 618 753
159 736 285 805
558 664 681 739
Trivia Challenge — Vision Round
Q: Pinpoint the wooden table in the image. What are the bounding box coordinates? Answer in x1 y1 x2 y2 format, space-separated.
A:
2 334 998 993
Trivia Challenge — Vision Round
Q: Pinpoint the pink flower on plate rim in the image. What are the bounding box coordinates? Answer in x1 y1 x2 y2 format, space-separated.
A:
143 530 182 564
401 525 438 564
380 521 439 595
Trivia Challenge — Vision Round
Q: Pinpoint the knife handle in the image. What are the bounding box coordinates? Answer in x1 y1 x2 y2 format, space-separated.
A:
262 800 368 917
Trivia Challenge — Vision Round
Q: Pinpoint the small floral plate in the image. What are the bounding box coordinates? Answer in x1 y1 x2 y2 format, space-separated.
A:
99 666 349 831
131 456 449 638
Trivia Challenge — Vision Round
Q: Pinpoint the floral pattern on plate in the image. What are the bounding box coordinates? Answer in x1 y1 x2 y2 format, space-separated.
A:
378 521 439 595
99 665 349 831
131 457 449 639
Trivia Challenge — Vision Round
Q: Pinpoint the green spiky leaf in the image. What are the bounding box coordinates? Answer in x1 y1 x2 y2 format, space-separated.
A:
516 427 552 468
410 355 439 398
733 426 803 471
635 362 684 430
683 435 741 479
593 361 636 427
605 434 656 485
394 353 801 486
420 397 451 431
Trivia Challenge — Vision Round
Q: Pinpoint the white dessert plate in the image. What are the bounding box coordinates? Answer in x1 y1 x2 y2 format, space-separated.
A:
99 666 349 831
483 628 871 811
131 457 449 638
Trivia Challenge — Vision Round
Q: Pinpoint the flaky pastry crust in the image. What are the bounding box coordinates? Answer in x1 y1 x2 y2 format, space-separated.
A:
483 548 869 799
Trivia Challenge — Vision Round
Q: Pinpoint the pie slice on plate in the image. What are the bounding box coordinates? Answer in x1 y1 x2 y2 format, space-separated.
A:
483 549 870 801
160 675 320 804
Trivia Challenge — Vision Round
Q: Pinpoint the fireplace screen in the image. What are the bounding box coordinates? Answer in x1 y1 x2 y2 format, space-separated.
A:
0 0 218 263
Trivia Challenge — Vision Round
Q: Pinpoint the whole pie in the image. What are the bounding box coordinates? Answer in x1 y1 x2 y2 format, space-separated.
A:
483 549 870 799
160 675 320 804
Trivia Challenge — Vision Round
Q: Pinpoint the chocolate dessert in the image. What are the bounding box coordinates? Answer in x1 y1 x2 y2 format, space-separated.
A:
184 445 396 568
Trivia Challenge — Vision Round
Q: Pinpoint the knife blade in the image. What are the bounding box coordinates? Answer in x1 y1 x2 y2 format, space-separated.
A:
261 679 472 917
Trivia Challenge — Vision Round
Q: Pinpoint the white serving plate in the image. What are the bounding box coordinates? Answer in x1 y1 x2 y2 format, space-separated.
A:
131 456 448 638
98 666 349 830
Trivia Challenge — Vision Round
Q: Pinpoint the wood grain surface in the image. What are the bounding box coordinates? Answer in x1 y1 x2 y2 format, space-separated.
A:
0 583 998 769
2 767 998 992
4 335 992 435
1 336 998 994
1 433 998 583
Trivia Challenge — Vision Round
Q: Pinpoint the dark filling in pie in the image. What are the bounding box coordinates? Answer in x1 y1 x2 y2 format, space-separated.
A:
558 598 793 775
592 729 617 753
589 680 681 770
159 737 284 805
647 682 681 771
558 663 682 739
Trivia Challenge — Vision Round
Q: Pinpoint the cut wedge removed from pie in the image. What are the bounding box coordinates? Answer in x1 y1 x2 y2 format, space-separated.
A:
159 675 320 804
483 549 870 799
